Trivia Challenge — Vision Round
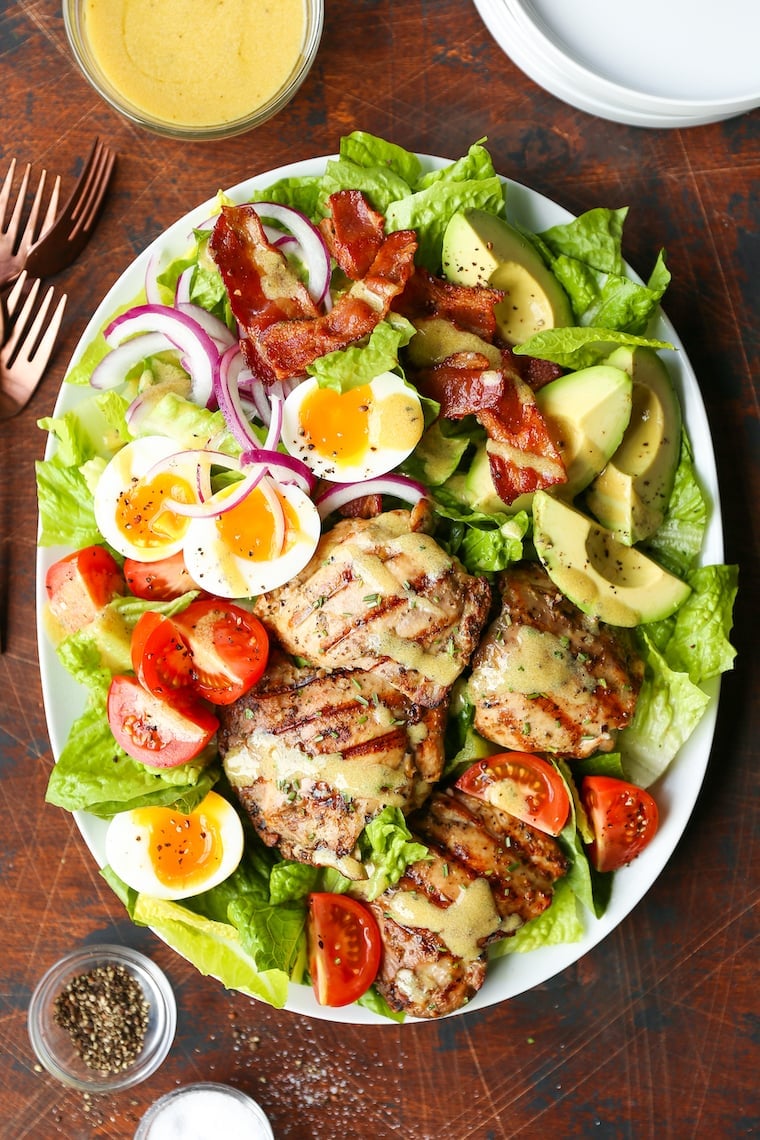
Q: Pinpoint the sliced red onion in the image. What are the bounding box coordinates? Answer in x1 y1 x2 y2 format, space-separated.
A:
315 474 428 520
143 448 247 519
145 248 165 306
175 266 194 306
263 394 283 453
176 302 236 351
239 447 316 495
253 202 331 306
258 476 286 557
91 331 173 390
215 346 262 452
105 304 220 409
238 370 273 427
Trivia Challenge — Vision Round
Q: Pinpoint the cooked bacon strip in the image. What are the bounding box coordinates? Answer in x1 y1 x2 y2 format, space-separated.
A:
254 229 418 379
502 345 564 392
394 267 502 341
210 205 318 330
319 190 385 280
414 352 566 504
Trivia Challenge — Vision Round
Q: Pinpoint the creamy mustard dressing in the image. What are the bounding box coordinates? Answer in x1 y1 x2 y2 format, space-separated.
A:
85 0 307 128
386 878 501 961
223 733 411 806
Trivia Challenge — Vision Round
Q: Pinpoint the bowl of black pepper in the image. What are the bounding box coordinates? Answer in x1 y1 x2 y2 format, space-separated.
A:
27 944 176 1092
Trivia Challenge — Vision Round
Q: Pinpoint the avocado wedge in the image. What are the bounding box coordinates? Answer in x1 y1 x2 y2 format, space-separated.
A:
441 209 573 345
532 490 691 627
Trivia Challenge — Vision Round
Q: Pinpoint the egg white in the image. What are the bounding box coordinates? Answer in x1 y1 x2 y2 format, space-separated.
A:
104 791 245 901
182 477 321 598
280 372 424 483
94 436 203 562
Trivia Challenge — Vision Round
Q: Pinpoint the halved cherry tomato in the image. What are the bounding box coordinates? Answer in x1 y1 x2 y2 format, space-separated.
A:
130 611 195 700
46 545 125 634
107 675 218 768
124 551 203 602
455 752 570 836
174 599 269 706
580 775 659 872
307 893 382 1007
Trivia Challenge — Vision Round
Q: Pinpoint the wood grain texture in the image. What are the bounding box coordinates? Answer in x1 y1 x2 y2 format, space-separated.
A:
0 1 757 1137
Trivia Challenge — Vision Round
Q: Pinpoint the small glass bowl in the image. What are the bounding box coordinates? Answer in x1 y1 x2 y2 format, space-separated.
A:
62 0 324 141
28 943 176 1092
135 1083 274 1139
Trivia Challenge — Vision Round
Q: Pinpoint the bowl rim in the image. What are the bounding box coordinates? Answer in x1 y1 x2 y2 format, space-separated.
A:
135 1082 275 1139
61 0 325 140
27 942 177 1092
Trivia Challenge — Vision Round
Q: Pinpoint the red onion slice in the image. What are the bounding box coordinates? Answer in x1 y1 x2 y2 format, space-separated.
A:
91 331 173 390
257 475 286 557
176 302 237 351
315 474 428 520
214 346 263 452
105 304 221 409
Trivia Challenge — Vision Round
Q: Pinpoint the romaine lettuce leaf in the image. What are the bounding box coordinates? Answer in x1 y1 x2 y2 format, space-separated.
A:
644 431 707 577
307 315 416 392
36 459 100 548
489 877 583 956
514 326 672 371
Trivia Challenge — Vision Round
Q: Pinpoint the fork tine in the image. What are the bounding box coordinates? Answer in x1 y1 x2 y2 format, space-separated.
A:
72 143 116 238
0 158 19 231
64 138 103 226
1 277 44 361
25 289 68 369
17 169 61 252
4 269 28 321
0 162 30 241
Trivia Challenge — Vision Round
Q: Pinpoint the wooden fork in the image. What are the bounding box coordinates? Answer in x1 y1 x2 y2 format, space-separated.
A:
0 271 68 419
24 139 116 280
0 160 61 290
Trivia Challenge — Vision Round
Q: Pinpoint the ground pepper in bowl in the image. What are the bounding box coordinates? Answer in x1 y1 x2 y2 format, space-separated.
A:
53 961 150 1073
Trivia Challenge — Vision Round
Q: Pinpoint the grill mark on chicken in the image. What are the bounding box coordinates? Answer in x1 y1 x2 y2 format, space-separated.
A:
255 509 492 709
218 650 446 877
468 563 643 757
366 788 566 1018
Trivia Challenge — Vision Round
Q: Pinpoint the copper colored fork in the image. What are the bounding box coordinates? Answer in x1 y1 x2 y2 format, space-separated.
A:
0 160 61 290
24 139 116 280
0 271 68 419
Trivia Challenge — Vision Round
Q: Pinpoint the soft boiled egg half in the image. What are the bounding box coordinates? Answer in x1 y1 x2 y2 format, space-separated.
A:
105 791 245 900
280 372 424 483
94 435 204 562
182 473 321 598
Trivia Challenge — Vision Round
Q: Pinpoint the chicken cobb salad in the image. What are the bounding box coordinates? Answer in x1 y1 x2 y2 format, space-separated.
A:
37 131 737 1021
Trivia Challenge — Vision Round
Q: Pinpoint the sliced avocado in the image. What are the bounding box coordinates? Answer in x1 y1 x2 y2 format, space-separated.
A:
536 365 632 498
405 316 502 369
586 347 681 545
462 364 631 513
441 208 573 345
532 490 691 627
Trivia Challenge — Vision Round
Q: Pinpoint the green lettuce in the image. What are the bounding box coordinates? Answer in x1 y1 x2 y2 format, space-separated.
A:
514 326 672 372
307 316 417 392
490 877 583 956
644 432 708 577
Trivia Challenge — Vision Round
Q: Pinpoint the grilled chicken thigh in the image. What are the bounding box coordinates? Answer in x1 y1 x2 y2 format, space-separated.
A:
254 509 492 709
367 788 567 1018
469 563 643 758
218 650 446 877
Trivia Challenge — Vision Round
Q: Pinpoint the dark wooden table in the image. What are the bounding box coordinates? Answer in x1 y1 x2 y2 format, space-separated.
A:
1 3 758 1137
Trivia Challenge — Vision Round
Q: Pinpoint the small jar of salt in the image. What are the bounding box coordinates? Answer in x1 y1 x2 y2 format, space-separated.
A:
134 1082 274 1139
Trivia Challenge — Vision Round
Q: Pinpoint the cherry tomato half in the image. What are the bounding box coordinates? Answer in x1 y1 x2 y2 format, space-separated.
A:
307 893 382 1007
46 545 125 634
174 599 269 706
107 675 219 768
130 611 195 701
124 551 203 602
580 775 659 872
455 752 571 836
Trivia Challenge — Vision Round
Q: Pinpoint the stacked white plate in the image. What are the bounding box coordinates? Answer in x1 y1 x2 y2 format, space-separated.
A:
474 0 760 128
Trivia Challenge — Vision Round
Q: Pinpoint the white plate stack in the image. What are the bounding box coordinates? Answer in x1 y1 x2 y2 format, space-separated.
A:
473 0 760 128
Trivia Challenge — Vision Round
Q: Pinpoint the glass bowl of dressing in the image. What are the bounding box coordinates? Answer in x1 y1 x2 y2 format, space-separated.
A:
62 0 324 140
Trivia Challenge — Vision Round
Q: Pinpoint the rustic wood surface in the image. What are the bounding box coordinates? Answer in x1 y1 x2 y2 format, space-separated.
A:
0 2 757 1137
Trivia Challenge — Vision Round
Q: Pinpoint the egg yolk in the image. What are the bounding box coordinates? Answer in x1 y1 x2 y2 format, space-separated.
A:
132 803 223 891
299 383 372 463
216 483 300 562
116 471 195 549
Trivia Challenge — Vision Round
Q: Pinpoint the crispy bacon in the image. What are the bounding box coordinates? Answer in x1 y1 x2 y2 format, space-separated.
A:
414 353 566 504
319 190 386 280
503 346 564 392
210 205 318 331
394 267 503 341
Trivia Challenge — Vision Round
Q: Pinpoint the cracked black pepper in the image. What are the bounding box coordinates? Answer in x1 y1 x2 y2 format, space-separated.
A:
53 963 149 1073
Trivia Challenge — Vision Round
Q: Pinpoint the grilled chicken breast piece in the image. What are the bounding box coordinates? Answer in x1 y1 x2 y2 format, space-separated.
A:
468 563 643 758
217 650 446 878
254 509 492 710
366 787 567 1018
